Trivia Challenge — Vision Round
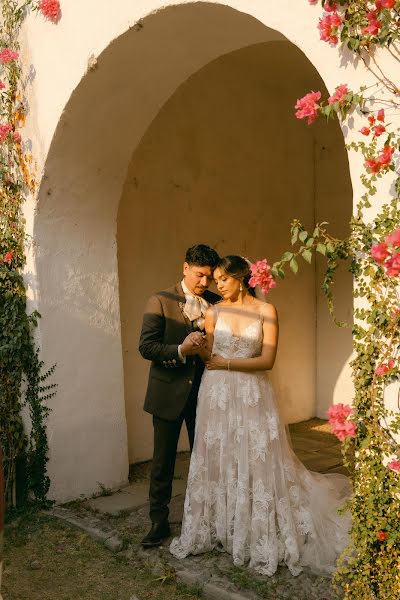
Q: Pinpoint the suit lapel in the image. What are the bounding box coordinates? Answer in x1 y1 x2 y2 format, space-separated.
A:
175 282 193 334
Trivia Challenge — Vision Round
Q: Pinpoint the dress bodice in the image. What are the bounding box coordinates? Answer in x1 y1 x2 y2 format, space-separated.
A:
212 312 263 359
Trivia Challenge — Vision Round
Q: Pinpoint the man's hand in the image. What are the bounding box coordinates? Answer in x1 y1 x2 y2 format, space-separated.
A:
180 332 206 356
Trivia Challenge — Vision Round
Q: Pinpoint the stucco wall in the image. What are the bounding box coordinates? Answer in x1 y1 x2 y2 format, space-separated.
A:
118 41 353 463
22 0 399 500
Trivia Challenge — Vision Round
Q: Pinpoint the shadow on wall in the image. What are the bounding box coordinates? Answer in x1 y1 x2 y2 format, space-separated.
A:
117 41 353 463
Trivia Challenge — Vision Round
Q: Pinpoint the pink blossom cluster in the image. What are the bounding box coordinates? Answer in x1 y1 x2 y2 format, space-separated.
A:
374 358 395 376
1 251 13 264
365 144 395 174
365 0 397 36
0 80 5 90
38 0 61 22
360 109 386 137
249 259 277 295
328 84 349 105
387 459 400 472
317 12 342 45
0 48 19 64
371 227 400 277
295 90 321 124
327 403 357 442
0 123 13 142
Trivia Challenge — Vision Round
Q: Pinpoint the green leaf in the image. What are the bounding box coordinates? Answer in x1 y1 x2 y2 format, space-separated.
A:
316 243 326 255
281 251 294 262
299 230 308 243
289 258 298 274
302 249 312 264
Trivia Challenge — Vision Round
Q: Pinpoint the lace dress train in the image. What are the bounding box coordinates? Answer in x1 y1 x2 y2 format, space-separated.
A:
170 313 351 576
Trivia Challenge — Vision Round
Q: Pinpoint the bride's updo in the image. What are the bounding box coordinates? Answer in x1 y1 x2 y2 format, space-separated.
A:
217 255 256 297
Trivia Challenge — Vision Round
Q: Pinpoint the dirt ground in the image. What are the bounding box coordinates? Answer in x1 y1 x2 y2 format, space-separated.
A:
2 510 201 600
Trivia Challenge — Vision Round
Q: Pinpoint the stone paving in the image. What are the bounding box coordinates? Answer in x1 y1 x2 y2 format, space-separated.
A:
51 419 347 600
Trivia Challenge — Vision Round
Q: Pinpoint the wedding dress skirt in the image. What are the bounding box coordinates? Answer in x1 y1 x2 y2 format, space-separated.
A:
170 312 351 576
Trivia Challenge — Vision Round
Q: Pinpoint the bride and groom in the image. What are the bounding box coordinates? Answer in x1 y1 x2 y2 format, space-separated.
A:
138 244 350 576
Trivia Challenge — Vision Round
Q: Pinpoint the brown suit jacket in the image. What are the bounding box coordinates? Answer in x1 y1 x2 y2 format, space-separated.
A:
139 283 220 421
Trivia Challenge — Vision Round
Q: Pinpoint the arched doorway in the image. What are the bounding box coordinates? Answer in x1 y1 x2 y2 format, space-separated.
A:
33 3 352 501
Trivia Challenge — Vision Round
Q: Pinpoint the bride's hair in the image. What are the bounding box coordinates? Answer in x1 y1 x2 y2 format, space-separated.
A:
217 255 256 297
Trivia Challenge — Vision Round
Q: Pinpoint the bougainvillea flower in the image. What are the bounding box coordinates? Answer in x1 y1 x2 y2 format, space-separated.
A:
381 0 395 8
371 242 390 263
364 158 380 173
360 127 370 136
0 48 19 63
363 19 382 35
375 358 395 376
377 145 395 167
368 114 376 125
12 132 21 143
38 0 61 21
377 531 388 541
385 253 400 276
249 259 277 295
0 80 5 90
3 251 13 263
308 0 319 4
385 227 400 246
387 459 400 472
323 0 338 11
295 91 321 124
377 108 385 122
318 13 343 45
373 124 386 137
375 0 383 8
0 123 12 142
327 403 357 442
328 84 349 105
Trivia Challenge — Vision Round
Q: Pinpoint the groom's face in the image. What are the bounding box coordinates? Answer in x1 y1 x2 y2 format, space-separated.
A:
183 263 213 296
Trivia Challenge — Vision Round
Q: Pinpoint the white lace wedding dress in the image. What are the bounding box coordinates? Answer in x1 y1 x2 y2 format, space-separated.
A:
170 309 351 576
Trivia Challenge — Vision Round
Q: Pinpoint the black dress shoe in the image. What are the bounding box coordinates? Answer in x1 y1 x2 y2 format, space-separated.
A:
141 521 171 547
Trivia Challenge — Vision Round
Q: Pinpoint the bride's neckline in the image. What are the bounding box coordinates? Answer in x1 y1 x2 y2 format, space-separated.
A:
216 314 262 339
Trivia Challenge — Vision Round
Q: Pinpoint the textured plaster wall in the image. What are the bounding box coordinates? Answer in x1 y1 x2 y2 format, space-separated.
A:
22 0 399 500
118 41 353 463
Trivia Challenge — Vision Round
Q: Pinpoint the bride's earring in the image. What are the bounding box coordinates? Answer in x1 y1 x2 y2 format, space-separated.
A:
239 283 243 292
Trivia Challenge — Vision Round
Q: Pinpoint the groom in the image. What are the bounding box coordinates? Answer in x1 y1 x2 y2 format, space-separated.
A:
138 244 220 547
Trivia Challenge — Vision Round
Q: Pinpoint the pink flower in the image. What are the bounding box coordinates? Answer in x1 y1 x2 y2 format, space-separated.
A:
249 259 277 295
387 459 400 472
377 530 388 541
360 127 370 136
318 13 343 45
377 144 395 168
363 11 382 35
38 0 61 21
375 0 383 8
327 403 357 442
371 242 390 263
12 131 21 143
0 80 5 90
377 108 385 122
0 123 12 142
295 91 321 125
373 124 386 137
375 358 395 376
3 251 13 264
364 158 380 173
368 114 376 125
0 48 19 64
385 227 400 247
323 0 338 11
328 84 349 105
384 253 400 277
381 0 395 7
308 0 319 4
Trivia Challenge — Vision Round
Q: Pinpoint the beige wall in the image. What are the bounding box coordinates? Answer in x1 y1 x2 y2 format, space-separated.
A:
118 41 353 464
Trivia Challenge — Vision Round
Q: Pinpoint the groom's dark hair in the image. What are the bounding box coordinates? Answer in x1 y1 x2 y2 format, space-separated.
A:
185 244 220 268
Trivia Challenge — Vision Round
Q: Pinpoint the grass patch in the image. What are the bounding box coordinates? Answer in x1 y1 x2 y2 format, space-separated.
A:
2 510 203 600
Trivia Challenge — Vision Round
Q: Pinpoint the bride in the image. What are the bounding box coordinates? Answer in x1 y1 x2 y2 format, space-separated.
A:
169 255 351 576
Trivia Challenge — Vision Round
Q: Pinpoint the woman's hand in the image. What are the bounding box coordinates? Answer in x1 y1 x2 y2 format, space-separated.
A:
205 354 228 370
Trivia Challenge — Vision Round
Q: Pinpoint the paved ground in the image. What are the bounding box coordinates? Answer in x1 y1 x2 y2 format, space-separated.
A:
52 418 347 600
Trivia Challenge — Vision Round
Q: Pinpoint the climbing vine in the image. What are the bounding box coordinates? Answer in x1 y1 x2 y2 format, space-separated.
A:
0 0 60 509
253 1 400 597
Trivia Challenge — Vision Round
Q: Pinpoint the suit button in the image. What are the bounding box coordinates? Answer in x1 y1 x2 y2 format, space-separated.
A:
188 380 193 384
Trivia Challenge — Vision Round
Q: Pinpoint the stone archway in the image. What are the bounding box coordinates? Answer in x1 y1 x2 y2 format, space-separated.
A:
33 2 352 501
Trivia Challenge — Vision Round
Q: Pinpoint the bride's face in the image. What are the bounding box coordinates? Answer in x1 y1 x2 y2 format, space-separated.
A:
214 267 241 300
